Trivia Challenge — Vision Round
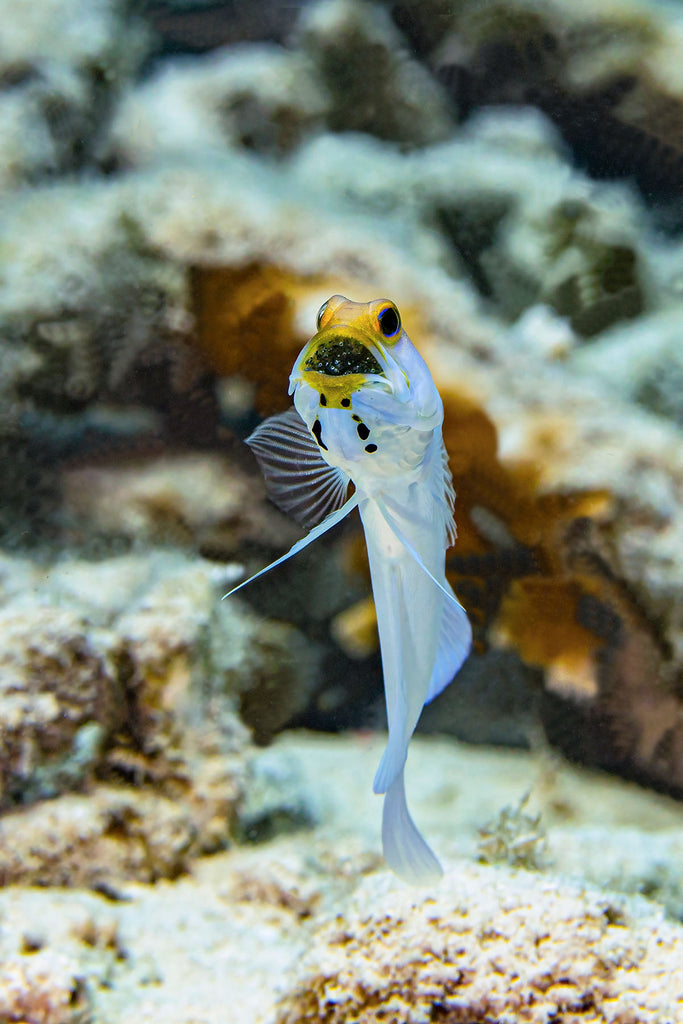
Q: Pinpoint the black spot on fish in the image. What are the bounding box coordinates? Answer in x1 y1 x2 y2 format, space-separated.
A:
320 393 327 406
365 443 378 453
341 398 351 407
305 337 383 376
356 422 370 441
312 418 328 450
352 414 361 422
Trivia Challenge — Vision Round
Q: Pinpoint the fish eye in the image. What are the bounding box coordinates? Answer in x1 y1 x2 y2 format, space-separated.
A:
316 300 329 330
377 305 401 339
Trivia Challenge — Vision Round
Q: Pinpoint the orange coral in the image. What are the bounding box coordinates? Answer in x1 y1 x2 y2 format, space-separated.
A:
441 388 613 564
438 387 624 696
493 576 603 700
191 263 343 415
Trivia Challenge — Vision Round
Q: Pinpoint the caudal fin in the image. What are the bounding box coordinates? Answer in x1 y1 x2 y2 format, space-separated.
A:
381 769 443 884
372 730 407 795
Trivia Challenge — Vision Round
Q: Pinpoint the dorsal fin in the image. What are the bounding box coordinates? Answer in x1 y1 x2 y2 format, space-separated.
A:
246 407 350 530
440 438 457 548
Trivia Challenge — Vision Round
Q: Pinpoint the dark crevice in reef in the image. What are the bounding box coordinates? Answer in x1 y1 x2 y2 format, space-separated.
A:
142 0 307 63
441 58 683 220
389 2 683 229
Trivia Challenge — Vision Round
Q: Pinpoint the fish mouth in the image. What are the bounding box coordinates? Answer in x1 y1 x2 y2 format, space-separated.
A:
303 334 384 376
292 325 389 386
290 325 395 408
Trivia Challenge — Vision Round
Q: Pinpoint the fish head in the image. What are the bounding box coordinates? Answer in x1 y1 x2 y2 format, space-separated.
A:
289 295 412 409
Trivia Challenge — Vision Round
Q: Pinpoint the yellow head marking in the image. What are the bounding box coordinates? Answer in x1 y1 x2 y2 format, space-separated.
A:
304 371 365 409
300 296 406 402
315 297 403 347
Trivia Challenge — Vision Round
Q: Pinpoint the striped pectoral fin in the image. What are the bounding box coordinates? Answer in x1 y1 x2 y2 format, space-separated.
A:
382 768 443 885
246 407 350 529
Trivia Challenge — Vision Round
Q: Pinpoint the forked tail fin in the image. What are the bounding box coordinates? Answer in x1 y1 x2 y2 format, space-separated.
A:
381 768 443 885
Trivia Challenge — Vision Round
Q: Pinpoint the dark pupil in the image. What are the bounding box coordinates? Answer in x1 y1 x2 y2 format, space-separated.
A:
378 307 399 336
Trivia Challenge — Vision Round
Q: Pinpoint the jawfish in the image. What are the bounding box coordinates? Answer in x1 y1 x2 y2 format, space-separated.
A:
226 295 471 883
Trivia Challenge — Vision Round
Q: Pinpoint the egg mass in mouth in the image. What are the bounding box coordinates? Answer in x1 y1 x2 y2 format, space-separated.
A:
304 336 383 376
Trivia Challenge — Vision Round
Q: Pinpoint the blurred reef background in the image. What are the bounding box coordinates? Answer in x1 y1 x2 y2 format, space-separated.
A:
3 0 683 1021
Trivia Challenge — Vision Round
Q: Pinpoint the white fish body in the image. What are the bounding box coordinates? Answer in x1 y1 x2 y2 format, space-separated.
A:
225 296 471 883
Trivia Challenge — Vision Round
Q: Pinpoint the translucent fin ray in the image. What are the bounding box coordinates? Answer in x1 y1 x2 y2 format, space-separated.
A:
246 407 350 529
440 437 457 548
425 581 472 704
381 768 443 885
222 494 359 599
377 499 471 618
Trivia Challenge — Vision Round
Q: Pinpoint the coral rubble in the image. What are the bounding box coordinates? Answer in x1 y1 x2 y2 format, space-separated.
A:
271 863 683 1024
0 732 680 1024
0 551 317 884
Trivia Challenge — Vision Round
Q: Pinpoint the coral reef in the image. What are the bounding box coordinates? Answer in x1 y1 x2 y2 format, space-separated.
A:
146 0 307 52
3 14 683 1024
233 744 319 843
0 0 148 189
0 604 122 806
0 732 680 1024
0 787 201 887
0 950 92 1024
108 43 327 166
60 448 294 556
296 0 455 146
405 0 683 210
289 110 652 337
570 307 683 426
271 864 683 1024
0 551 321 884
264 732 683 918
2 0 683 791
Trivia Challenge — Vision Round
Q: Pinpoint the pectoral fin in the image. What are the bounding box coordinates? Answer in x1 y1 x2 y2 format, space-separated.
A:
222 493 358 599
247 407 350 529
